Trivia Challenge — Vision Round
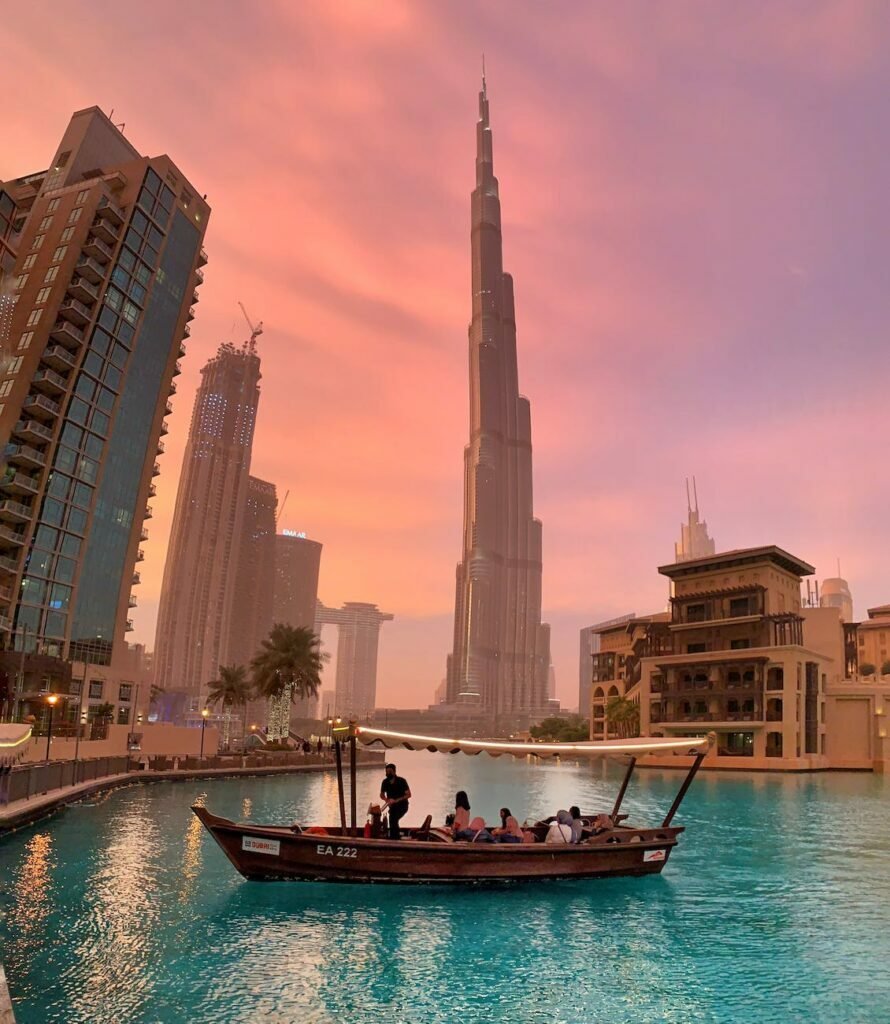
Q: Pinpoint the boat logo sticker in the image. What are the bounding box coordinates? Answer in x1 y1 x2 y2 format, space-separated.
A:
242 836 281 856
643 849 666 863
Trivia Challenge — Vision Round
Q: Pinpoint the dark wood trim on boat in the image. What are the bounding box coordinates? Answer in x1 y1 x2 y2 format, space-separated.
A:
611 756 636 820
661 752 706 826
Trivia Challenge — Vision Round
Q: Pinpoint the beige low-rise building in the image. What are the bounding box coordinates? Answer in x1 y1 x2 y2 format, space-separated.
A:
588 544 890 772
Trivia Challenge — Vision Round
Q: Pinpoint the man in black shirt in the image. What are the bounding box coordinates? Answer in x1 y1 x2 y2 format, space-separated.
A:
379 762 411 840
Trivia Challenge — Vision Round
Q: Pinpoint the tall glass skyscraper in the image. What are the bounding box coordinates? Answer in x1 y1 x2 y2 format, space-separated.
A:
446 79 551 721
0 108 208 679
153 339 261 710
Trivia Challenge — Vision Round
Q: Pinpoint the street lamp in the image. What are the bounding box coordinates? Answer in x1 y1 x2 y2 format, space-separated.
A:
199 707 210 760
44 693 59 762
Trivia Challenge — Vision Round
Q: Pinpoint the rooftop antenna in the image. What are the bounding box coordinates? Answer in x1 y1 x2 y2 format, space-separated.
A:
685 477 692 514
692 476 700 514
482 53 486 95
237 302 263 352
276 489 290 526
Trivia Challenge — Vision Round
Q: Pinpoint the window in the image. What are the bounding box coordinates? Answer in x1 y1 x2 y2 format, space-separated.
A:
718 732 754 757
35 286 51 304
31 233 45 250
729 597 751 618
89 680 104 700
26 308 43 326
117 706 130 726
44 266 59 283
76 189 89 205
119 683 132 702
60 226 75 242
22 253 37 270
8 356 22 373
14 273 28 290
68 208 82 224
687 642 706 654
0 381 12 397
39 216 53 231
47 198 61 213
731 639 751 650
17 331 33 351
52 245 67 262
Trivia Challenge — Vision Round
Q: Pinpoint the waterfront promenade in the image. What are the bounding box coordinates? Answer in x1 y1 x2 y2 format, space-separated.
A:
0 750 384 834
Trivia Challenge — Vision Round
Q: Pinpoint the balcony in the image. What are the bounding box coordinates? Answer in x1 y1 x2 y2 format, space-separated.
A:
148 483 157 497
169 381 177 395
144 505 153 520
76 256 106 284
173 360 182 376
90 217 119 246
128 595 137 608
59 297 94 327
125 619 134 632
0 583 11 603
0 499 32 523
132 571 141 585
135 549 145 562
164 401 173 415
198 247 208 267
50 320 84 349
96 196 124 226
151 461 161 477
0 524 25 546
159 421 168 436
182 324 190 338
186 306 195 322
140 528 149 541
12 419 53 444
43 345 77 371
156 441 165 455
0 614 11 632
84 235 113 263
2 473 39 497
4 444 46 469
177 344 186 357
68 275 99 304
22 393 60 421
195 267 204 284
191 291 199 306
0 554 20 574
32 367 68 395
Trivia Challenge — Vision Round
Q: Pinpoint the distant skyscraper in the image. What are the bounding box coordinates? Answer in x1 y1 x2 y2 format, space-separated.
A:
0 107 208 668
154 338 260 709
228 476 277 669
819 573 854 622
446 76 550 720
273 531 322 717
675 478 716 563
317 601 393 721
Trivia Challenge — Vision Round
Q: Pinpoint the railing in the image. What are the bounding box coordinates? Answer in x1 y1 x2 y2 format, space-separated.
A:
0 755 132 805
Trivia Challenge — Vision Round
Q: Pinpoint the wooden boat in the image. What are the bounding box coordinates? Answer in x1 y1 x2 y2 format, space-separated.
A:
193 725 712 884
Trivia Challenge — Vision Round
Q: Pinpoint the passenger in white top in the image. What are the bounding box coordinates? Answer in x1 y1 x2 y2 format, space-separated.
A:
544 809 574 844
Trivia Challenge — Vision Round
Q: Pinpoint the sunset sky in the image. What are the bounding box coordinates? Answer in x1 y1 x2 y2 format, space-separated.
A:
3 1 889 709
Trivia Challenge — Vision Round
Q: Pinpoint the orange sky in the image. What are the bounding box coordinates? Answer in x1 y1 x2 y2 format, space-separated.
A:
3 2 890 708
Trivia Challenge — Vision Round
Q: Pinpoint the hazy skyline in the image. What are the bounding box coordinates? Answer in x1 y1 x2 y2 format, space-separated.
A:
4 2 889 709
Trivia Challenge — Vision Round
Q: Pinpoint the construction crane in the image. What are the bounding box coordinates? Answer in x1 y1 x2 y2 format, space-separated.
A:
276 489 289 526
238 302 263 351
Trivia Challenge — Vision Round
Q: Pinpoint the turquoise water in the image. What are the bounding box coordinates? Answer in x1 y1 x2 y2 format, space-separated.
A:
1 752 889 1023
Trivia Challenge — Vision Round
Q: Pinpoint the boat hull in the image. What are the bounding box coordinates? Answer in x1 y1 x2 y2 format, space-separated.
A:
193 806 683 884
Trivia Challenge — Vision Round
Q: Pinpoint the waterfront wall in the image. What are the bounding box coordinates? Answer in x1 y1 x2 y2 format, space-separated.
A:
19 723 220 764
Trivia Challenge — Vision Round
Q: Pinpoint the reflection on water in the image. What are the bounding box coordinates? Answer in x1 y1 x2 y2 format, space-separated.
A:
0 754 889 1023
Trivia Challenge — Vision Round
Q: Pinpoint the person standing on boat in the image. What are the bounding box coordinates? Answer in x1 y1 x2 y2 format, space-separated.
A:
380 763 411 840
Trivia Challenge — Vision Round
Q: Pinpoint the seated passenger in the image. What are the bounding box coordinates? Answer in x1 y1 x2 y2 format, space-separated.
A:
569 805 584 844
467 816 495 843
544 809 574 845
495 812 525 844
447 790 471 834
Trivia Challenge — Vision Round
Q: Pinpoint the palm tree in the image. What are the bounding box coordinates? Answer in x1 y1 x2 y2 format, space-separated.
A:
207 664 252 750
605 696 640 740
251 624 327 741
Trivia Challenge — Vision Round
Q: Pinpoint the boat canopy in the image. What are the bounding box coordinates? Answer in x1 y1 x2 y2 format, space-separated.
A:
0 724 32 766
338 725 711 760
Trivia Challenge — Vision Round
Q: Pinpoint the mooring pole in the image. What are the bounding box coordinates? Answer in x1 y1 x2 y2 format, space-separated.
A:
349 733 358 837
610 756 637 821
334 739 347 836
661 752 706 827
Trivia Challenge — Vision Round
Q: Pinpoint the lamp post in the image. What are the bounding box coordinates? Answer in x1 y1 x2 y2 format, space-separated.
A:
44 693 59 762
199 707 210 760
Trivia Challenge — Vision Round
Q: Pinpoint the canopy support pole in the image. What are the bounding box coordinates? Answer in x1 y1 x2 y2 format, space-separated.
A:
349 733 358 837
661 753 706 827
610 756 636 820
334 739 347 836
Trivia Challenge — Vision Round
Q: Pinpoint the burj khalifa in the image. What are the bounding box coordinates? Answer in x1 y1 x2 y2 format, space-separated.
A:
446 77 551 720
